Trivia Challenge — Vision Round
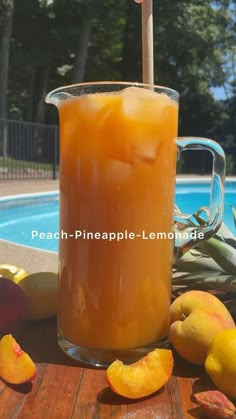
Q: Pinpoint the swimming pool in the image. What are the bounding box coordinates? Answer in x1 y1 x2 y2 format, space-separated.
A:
0 179 235 252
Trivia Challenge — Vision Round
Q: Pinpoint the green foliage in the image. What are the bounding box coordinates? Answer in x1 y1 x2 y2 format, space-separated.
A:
2 0 236 173
226 154 236 175
173 205 236 299
0 156 56 171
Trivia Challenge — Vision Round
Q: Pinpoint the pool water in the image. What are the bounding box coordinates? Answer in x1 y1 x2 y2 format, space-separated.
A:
175 181 236 231
0 181 235 252
0 195 59 252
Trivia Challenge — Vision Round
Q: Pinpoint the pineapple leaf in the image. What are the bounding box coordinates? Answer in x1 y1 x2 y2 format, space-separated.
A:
174 248 225 272
230 205 236 230
174 204 236 275
199 237 236 274
173 271 236 293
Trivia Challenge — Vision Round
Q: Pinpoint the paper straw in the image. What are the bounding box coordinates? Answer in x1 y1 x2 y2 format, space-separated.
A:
141 0 154 85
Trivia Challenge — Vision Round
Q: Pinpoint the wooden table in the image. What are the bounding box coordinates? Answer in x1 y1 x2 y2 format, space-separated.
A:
0 318 213 419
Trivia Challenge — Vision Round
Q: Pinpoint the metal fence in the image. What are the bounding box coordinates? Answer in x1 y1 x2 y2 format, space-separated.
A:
177 146 236 176
0 118 59 180
0 118 235 180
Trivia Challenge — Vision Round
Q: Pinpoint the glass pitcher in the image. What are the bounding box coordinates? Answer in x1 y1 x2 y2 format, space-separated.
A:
46 82 225 367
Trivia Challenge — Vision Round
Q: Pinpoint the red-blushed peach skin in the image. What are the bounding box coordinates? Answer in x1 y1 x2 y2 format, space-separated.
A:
169 290 235 365
106 348 173 399
12 341 23 356
0 277 29 335
0 334 37 385
194 390 236 419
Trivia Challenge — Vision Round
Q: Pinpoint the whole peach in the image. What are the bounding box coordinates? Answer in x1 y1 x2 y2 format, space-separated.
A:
169 290 235 365
0 277 29 335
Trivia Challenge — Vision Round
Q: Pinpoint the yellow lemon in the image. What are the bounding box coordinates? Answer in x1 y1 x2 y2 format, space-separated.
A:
14 272 58 320
205 328 236 399
0 264 28 282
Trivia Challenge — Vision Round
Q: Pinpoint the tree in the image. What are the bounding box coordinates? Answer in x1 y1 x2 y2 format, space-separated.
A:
0 0 14 156
0 0 14 119
71 0 95 83
4 0 236 176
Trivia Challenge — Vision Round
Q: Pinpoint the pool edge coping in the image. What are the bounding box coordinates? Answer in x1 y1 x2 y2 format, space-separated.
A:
0 238 58 274
1 177 236 203
0 238 58 255
0 190 58 203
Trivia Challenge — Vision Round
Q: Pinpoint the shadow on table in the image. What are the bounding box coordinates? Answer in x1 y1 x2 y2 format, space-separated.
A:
15 317 79 367
172 350 205 379
1 379 33 394
97 386 164 406
15 319 208 380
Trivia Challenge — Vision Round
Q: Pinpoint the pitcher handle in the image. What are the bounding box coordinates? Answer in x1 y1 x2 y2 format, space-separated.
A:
174 137 226 261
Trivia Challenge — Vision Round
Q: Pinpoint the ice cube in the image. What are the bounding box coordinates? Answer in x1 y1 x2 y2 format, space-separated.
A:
82 93 109 115
104 159 133 185
121 86 158 98
121 86 172 124
132 143 158 164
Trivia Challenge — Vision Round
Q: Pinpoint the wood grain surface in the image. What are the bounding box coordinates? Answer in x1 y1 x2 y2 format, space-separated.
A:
0 318 214 419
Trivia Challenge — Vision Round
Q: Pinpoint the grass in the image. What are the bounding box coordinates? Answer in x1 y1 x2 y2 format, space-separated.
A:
0 156 57 171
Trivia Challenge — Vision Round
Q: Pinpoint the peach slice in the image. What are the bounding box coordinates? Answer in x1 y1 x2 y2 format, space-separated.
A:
106 348 173 399
0 335 37 384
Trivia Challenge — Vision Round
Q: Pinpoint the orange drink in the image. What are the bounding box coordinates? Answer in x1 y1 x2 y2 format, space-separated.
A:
46 82 225 366
58 86 178 350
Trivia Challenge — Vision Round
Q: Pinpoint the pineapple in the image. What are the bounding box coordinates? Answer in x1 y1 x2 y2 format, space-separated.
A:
173 205 236 315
